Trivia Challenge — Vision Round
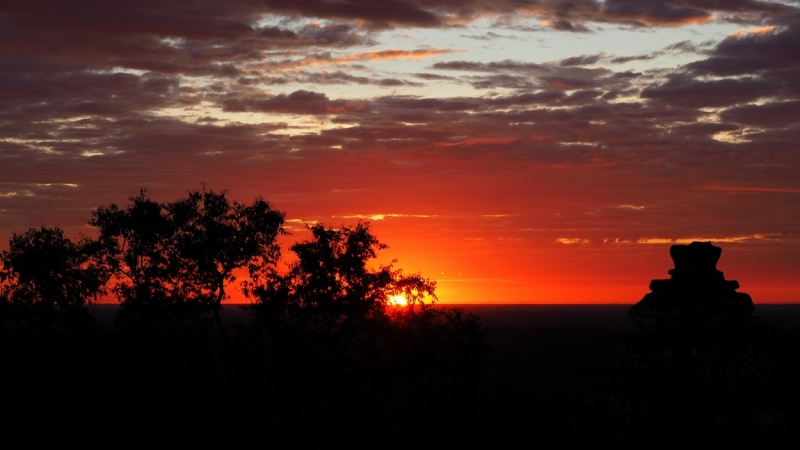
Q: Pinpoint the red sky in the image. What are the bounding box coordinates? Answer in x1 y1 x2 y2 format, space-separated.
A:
1 1 800 303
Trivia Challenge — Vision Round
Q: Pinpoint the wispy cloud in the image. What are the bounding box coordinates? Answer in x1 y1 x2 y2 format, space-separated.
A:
637 235 769 244
702 185 800 194
340 213 435 221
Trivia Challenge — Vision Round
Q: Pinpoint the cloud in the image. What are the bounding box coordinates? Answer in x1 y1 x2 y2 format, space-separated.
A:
431 58 628 91
559 53 606 66
637 234 768 244
687 24 800 76
276 48 457 69
219 89 367 115
0 190 35 198
436 137 520 147
340 213 435 221
641 75 773 108
300 70 423 86
702 185 800 194
338 48 456 62
720 100 800 128
556 238 589 244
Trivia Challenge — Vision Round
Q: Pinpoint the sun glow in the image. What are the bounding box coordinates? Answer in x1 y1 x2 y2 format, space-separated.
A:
387 295 408 306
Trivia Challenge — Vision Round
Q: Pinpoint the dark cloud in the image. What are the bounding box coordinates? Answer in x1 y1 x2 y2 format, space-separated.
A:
432 58 634 91
431 60 548 72
663 39 713 53
641 75 773 107
299 70 422 86
503 0 798 32
641 24 800 114
0 3 375 80
259 0 443 29
607 53 659 64
219 89 366 115
688 25 800 76
412 73 458 81
559 53 606 66
601 0 713 26
467 74 540 90
720 100 800 128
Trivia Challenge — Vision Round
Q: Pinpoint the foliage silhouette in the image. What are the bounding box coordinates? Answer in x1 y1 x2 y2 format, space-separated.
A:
244 222 488 446
0 226 108 324
0 189 494 446
89 189 285 337
248 222 487 393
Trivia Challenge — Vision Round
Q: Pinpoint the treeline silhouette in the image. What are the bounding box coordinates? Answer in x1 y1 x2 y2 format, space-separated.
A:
0 189 487 446
3 191 799 446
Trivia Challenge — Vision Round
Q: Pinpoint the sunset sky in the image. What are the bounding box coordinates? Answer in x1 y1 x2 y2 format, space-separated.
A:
2 1 800 304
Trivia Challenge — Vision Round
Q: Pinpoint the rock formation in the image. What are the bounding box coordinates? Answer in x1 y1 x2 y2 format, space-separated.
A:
629 241 754 333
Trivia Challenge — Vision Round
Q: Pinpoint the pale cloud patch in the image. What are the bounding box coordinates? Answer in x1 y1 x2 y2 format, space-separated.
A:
340 213 435 221
730 26 777 37
287 48 459 68
604 238 633 244
36 183 79 188
556 238 589 244
0 190 35 198
637 235 768 244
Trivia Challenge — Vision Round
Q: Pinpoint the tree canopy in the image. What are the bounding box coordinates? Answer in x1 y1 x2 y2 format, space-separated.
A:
0 189 486 387
0 187 490 446
89 188 285 334
249 222 436 333
247 222 486 390
0 226 108 320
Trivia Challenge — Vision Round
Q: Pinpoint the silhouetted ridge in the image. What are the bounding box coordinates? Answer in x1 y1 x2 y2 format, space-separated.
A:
629 241 754 332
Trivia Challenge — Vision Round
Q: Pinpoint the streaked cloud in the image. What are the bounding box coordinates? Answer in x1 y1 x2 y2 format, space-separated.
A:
340 213 436 221
556 238 590 245
702 185 800 194
637 235 768 244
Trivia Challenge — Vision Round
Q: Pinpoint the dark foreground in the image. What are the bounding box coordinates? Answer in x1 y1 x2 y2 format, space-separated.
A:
4 304 800 447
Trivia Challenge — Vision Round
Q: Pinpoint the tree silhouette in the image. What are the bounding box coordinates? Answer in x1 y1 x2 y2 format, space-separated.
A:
0 226 108 323
248 222 486 390
0 193 491 445
250 222 435 330
90 189 285 337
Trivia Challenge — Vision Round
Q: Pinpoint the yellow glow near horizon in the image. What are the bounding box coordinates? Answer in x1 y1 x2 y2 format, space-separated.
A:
387 295 408 306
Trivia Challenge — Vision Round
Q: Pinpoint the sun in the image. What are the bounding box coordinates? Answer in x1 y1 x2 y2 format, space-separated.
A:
387 294 408 306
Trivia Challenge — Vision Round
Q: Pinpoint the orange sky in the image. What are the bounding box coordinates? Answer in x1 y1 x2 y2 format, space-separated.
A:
2 2 800 304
